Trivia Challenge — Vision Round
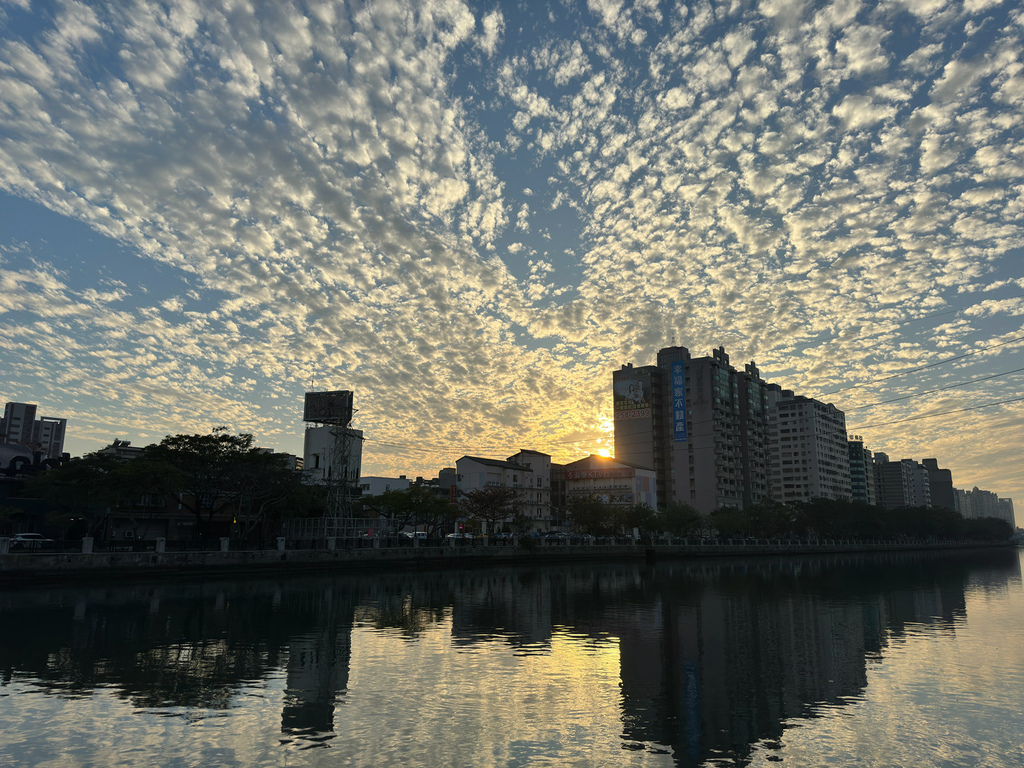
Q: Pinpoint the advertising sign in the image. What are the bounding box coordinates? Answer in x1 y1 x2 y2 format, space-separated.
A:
303 390 354 424
565 468 635 481
671 360 688 442
614 371 652 420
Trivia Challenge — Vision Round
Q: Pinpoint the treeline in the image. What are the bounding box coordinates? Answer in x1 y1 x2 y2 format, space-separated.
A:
580 497 1012 542
14 430 326 540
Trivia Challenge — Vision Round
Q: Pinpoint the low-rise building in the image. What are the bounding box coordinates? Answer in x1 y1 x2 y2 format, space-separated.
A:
559 454 658 510
455 451 553 531
358 476 411 497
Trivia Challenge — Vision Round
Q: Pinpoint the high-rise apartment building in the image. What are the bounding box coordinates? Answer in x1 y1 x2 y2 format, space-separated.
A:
997 498 1015 527
847 436 877 506
0 402 67 459
765 387 851 503
614 346 769 514
873 454 932 509
921 458 955 510
968 486 1000 518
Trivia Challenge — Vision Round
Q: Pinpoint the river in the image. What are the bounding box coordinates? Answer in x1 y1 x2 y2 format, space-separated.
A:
2 548 1022 767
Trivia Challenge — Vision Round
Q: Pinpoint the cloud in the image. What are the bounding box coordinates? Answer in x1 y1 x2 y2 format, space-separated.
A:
1 0 1023 505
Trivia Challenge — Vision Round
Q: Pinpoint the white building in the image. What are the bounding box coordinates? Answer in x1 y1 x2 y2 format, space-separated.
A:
303 426 362 486
766 387 851 504
358 476 411 496
455 450 553 531
559 454 658 510
95 439 145 461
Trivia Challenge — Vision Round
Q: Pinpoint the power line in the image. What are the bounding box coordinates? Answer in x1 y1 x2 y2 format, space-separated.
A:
848 366 1024 410
818 333 1024 397
850 395 1024 430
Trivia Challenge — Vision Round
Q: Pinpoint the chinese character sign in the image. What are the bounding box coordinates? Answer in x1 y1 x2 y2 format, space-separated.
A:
672 360 687 441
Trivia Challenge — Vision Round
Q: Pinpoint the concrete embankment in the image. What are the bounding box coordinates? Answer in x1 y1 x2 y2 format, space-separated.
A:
0 540 1011 584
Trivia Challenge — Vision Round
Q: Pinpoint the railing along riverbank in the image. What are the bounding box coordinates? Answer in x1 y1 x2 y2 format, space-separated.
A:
0 534 1013 584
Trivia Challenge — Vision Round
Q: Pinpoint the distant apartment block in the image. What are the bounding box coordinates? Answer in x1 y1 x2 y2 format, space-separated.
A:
766 386 851 503
998 498 1015 527
873 453 931 509
0 401 67 460
953 486 1014 526
968 486 1000 518
921 458 955 510
95 438 144 461
847 436 877 506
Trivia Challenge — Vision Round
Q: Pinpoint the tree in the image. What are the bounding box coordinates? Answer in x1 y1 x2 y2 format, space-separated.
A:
566 494 615 536
744 499 794 538
460 487 523 535
142 430 261 538
24 453 125 539
659 502 703 536
708 505 748 539
364 487 458 538
231 451 308 541
615 503 656 537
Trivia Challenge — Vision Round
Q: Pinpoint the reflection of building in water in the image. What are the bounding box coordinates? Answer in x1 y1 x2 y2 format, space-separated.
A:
282 588 357 735
606 555 973 766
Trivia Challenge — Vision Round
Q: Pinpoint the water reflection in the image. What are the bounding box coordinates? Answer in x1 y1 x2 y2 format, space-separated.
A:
0 549 1020 766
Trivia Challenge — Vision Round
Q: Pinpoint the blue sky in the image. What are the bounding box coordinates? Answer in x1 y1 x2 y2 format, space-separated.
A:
1 0 1022 505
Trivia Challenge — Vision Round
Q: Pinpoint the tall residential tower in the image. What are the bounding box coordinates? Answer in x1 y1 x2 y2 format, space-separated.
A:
614 346 770 514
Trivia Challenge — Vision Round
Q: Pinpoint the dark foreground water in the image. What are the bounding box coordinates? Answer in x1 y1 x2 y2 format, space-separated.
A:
2 549 1023 768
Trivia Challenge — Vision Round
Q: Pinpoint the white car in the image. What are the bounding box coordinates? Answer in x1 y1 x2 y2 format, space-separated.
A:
11 533 56 550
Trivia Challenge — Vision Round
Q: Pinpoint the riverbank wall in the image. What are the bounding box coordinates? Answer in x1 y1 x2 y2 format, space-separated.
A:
0 540 1013 584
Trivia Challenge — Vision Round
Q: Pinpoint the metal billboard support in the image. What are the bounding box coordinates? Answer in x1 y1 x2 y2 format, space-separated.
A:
304 391 361 541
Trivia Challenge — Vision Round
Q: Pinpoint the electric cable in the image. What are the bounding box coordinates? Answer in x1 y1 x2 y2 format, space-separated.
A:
850 395 1024 430
818 332 1024 396
848 366 1024 410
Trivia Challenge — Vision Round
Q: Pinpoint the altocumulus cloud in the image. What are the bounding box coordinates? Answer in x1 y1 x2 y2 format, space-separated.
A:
0 0 1022 502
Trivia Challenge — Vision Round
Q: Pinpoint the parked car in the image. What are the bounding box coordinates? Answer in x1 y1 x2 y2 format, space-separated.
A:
10 533 56 550
445 533 474 539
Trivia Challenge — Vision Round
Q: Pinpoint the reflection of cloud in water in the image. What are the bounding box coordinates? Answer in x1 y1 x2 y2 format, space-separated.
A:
0 550 1020 765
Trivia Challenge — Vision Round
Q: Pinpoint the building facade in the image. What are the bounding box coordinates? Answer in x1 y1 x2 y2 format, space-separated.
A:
614 346 770 515
921 458 955 510
997 498 1016 527
358 476 411 497
766 387 851 504
1 402 67 460
874 454 932 509
455 451 553 531
847 436 877 506
559 454 658 511
303 426 363 486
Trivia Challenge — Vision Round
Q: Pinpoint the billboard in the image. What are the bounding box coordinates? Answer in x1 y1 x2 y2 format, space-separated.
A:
614 371 652 420
303 390 354 424
565 468 635 481
671 360 688 441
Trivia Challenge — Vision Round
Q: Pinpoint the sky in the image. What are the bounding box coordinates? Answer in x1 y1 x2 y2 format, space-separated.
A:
1 0 1022 505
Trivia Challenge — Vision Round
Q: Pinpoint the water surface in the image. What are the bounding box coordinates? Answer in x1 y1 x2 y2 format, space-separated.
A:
2 549 1022 767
